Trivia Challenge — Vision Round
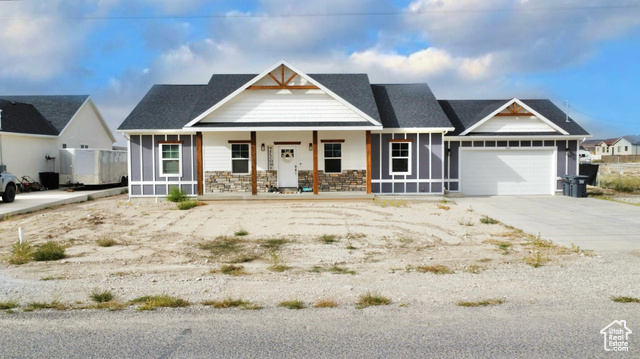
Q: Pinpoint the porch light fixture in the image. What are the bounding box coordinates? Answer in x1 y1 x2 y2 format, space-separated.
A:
309 143 313 151
261 143 265 151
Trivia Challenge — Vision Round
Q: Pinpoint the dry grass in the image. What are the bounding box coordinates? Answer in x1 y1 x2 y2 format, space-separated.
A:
96 237 118 247
355 292 391 308
130 295 189 311
313 299 338 308
415 264 454 275
202 297 259 309
279 299 305 310
610 296 640 303
199 236 244 256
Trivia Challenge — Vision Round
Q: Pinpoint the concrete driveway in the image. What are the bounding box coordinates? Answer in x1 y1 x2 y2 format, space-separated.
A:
452 195 640 251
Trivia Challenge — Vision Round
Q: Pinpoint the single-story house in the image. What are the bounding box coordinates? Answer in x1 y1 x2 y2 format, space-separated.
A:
609 136 640 156
0 95 116 184
117 60 590 198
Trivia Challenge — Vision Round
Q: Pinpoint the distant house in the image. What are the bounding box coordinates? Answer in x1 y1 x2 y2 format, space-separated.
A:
0 96 116 184
595 135 640 156
118 60 590 198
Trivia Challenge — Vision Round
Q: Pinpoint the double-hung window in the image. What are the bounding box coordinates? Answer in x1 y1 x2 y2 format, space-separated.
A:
390 142 411 174
324 143 342 173
231 144 250 174
160 143 181 176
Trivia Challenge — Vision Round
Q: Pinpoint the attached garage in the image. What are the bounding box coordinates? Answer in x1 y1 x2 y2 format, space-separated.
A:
460 148 556 195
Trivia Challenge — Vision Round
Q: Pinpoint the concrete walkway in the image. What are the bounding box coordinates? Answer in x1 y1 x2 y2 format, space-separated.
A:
0 187 126 217
452 195 640 251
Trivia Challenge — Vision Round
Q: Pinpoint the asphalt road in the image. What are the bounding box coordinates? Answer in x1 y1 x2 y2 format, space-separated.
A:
452 195 640 251
1 304 638 358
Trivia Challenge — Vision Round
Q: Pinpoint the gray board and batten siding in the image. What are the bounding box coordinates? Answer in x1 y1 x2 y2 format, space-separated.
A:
444 139 578 192
129 134 198 196
371 132 444 194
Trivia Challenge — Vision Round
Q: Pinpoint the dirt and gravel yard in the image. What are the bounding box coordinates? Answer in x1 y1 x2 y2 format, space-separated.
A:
0 195 637 311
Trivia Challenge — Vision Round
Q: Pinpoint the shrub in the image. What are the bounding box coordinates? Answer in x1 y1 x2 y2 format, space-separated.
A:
32 241 66 261
90 289 114 303
167 186 188 202
355 292 391 308
9 240 33 265
177 200 198 210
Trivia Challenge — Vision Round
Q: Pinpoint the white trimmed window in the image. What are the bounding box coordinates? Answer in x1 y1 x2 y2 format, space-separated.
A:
231 144 250 174
324 143 342 173
160 143 182 176
390 142 411 174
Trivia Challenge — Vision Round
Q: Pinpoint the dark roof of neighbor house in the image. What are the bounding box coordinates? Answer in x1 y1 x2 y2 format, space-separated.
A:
0 99 59 136
598 138 619 146
0 95 88 133
371 84 452 128
120 73 384 130
438 99 590 136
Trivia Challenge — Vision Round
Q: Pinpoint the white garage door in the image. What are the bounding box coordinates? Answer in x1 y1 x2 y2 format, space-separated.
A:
460 149 555 195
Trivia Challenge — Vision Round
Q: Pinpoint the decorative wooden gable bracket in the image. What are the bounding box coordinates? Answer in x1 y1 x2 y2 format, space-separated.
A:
494 102 534 117
247 65 319 90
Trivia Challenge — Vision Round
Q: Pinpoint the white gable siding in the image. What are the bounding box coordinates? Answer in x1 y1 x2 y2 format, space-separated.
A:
200 90 367 123
472 116 556 133
203 132 250 172
57 101 114 150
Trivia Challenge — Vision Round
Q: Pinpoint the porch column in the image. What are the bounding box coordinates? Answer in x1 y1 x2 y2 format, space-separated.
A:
251 131 257 195
196 132 203 196
366 130 372 194
313 131 318 195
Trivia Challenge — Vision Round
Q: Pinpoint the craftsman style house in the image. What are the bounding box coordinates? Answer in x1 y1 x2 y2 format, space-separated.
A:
118 61 590 198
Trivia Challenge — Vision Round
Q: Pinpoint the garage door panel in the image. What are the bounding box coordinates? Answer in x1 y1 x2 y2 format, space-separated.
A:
461 150 554 195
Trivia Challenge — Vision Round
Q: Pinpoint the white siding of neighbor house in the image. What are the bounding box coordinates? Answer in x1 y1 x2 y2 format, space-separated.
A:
472 116 555 133
199 90 367 123
1 134 58 178
612 138 640 155
56 101 114 150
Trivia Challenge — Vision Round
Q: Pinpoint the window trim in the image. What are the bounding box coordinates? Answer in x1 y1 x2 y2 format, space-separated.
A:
159 142 182 177
231 143 250 175
323 143 342 174
389 141 412 175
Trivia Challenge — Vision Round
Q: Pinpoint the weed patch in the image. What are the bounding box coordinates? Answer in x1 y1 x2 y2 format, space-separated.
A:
96 237 118 247
32 241 66 261
199 236 244 256
456 298 504 307
228 254 261 263
310 265 356 275
268 252 290 272
319 234 339 244
437 204 450 211
167 187 188 202
356 292 390 308
524 251 549 268
415 264 454 275
279 299 305 310
177 200 198 210
313 299 338 308
40 275 65 281
202 297 257 309
219 264 247 276
480 216 499 225
260 238 287 250
465 264 485 274
9 240 33 265
25 300 67 311
130 295 189 311
0 299 19 310
234 229 249 237
611 296 640 303
90 289 114 303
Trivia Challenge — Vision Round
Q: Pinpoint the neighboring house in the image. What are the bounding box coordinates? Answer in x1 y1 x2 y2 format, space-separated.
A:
595 136 640 156
117 60 590 198
580 139 600 155
0 95 116 184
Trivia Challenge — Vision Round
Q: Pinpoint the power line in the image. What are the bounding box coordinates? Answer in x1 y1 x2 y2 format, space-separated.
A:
571 107 639 126
1 4 639 20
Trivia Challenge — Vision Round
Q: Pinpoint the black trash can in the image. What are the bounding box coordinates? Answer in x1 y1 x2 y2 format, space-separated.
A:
561 175 572 196
39 172 59 190
570 175 589 198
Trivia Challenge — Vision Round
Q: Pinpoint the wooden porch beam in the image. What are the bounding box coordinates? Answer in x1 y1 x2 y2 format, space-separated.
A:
251 131 257 195
494 113 533 117
196 132 203 196
313 131 318 195
366 130 372 194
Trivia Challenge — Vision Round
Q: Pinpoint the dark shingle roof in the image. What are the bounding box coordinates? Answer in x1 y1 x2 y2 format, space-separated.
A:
119 73 383 131
620 135 640 145
371 84 452 128
438 99 590 136
0 99 59 136
0 95 88 133
192 121 375 128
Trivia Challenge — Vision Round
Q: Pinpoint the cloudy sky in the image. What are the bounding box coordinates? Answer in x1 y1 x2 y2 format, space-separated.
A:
1 0 639 143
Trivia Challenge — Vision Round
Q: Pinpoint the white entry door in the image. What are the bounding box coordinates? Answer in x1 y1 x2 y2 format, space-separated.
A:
460 148 555 195
278 147 298 187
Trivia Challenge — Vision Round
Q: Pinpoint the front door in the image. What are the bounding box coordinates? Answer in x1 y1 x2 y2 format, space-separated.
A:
278 147 298 188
